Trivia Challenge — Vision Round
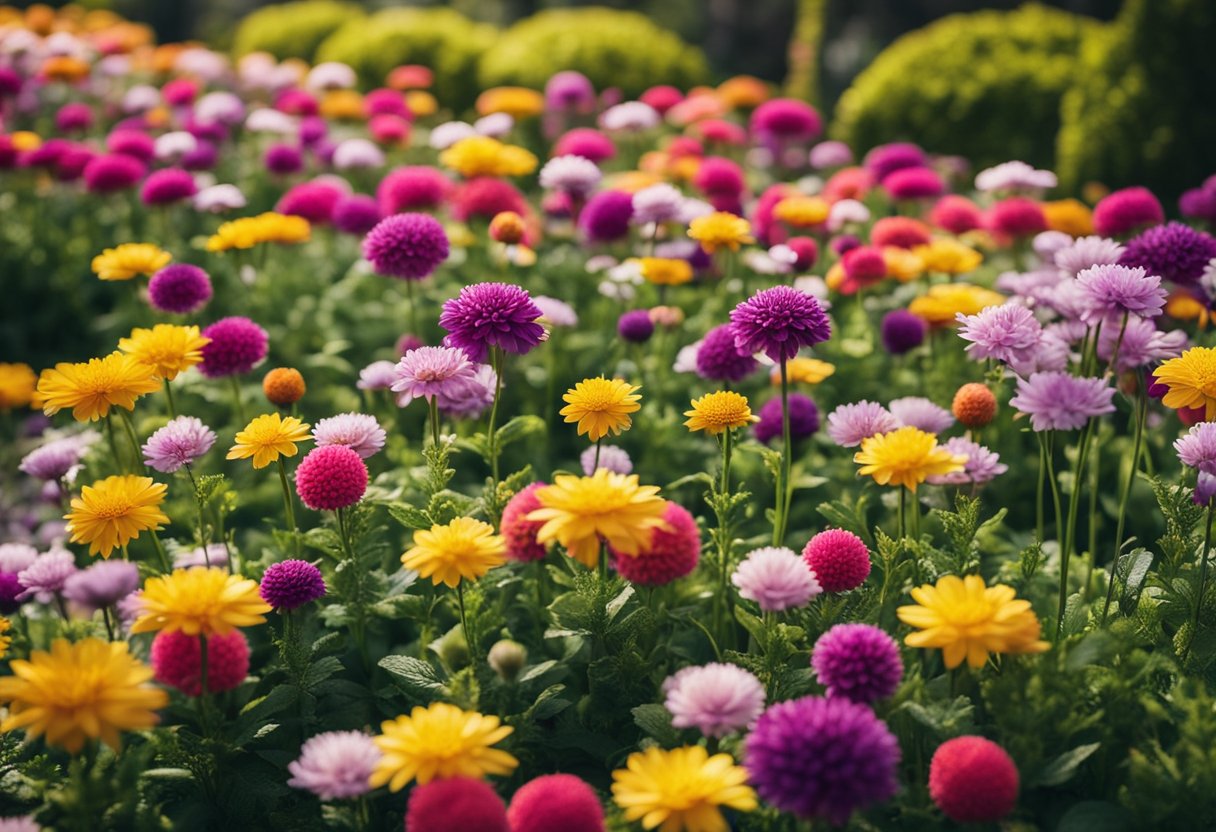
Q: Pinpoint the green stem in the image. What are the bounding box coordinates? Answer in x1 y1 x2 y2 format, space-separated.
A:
277 458 300 556
898 487 906 541
1057 421 1096 639
457 582 474 661
486 347 504 490
1036 438 1046 543
1184 503 1215 663
149 529 171 573
1102 384 1147 623
116 409 144 473
163 377 177 418
229 375 246 424
428 396 441 448
773 359 792 546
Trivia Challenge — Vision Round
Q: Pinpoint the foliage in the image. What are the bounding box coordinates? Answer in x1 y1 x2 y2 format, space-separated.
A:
231 1 363 61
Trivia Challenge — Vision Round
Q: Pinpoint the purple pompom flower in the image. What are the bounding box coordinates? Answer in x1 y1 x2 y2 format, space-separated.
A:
889 396 954 434
1118 222 1216 286
881 309 927 355
142 416 216 473
18 549 78 603
695 324 758 382
199 317 268 378
1076 264 1166 324
956 304 1042 367
1009 371 1116 431
62 559 140 610
754 393 819 444
391 346 480 407
363 213 450 280
580 444 632 476
811 623 903 703
617 309 655 343
926 437 1007 485
662 663 766 738
83 153 146 193
439 282 545 362
287 730 381 800
731 546 822 612
826 401 899 447
141 168 197 205
579 190 634 242
260 559 326 610
332 195 382 236
147 264 213 314
312 413 386 459
731 286 831 364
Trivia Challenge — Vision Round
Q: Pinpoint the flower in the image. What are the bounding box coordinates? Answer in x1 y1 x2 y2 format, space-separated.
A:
731 286 831 364
811 623 903 703
19 432 96 481
0 363 36 410
611 745 756 832
198 317 269 378
632 183 685 225
391 346 481 407
881 310 928 355
407 778 509 831
688 211 754 254
777 357 835 386
745 696 900 824
0 619 9 659
956 304 1042 367
227 413 311 469
262 368 306 406
402 517 506 588
507 774 604 832
150 629 249 696
312 413 385 459
141 168 196 205
362 213 450 280
579 190 634 242
826 401 899 447
754 393 819 445
147 264 212 314
1009 372 1116 430
1092 186 1163 237
62 559 140 610
889 396 954 434
695 324 758 382
1097 316 1185 371
854 427 967 491
37 352 160 421
929 736 1020 823
909 284 1006 326
142 416 215 473
527 470 668 568
560 377 642 442
440 282 545 362
0 545 37 574
539 155 601 196
732 546 822 611
259 559 327 609
1054 235 1125 276
802 529 871 592
130 567 272 635
370 702 517 791
438 364 497 419
439 135 537 178
295 445 368 511
91 243 171 280
663 663 765 738
618 309 655 343
17 550 77 603
205 212 310 252
501 483 548 563
0 637 167 752
684 391 757 435
1118 221 1216 285
897 574 1049 668
927 437 1008 485
611 502 700 586
66 475 168 558
581 444 633 476
288 731 382 801
533 296 578 328
975 160 1057 193
774 195 830 228
1076 264 1166 324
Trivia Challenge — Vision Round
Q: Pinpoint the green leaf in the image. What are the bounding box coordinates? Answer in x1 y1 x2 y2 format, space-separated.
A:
518 660 559 683
379 655 448 702
301 656 344 690
1033 742 1101 787
632 703 681 746
734 606 766 647
1118 548 1154 614
386 502 431 531
1057 801 1133 832
665 472 715 491
527 684 571 720
495 415 545 448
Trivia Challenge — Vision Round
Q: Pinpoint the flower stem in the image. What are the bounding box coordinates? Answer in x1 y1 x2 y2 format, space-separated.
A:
277 458 300 556
428 397 441 448
229 375 246 424
457 582 474 661
149 529 170 573
773 359 792 546
1184 502 1215 663
486 347 504 493
163 377 177 419
116 409 144 473
1056 421 1096 639
1102 383 1148 623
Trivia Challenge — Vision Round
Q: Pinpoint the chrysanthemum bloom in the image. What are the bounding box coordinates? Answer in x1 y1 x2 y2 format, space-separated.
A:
1053 235 1124 277
974 160 1057 193
617 309 655 344
0 545 36 575
580 443 632 478
227 413 311 469
732 546 822 611
363 213 450 280
1157 348 1216 420
1118 221 1216 285
131 567 271 636
62 559 140 610
312 413 385 459
880 309 927 355
1175 421 1216 475
528 470 668 568
438 364 498 419
117 324 209 381
501 484 548 563
1092 186 1163 237
295 445 368 512
439 135 537 178
952 383 997 429
885 166 944 201
147 264 212 314
452 176 528 222
731 286 831 364
663 663 765 738
612 745 756 832
259 559 327 610
611 501 700 585
391 346 481 408
65 475 168 558
288 730 381 802
0 637 167 753
632 183 684 225
331 195 382 236
889 396 954 434
406 778 509 832
150 629 249 696
193 183 247 214
1075 264 1166 325
801 529 871 592
987 197 1047 239
141 168 197 206
577 190 633 243
688 211 754 254
695 324 758 383
402 517 506 588
864 142 927 182
745 695 899 824
440 282 545 362
377 166 451 214
142 416 216 473
508 774 603 832
684 391 757 435
811 623 902 703
926 437 1008 486
754 393 819 445
0 363 36 410
1009 372 1116 431
370 702 517 791
198 317 268 379
1097 317 1185 373
357 361 398 393
897 573 1049 668
930 736 1020 823
956 304 1041 368
17 550 77 603
539 155 602 197
929 195 984 234
205 213 310 252
854 427 967 492
84 153 147 193
560 377 642 442
91 243 171 281
825 401 898 448
808 140 853 169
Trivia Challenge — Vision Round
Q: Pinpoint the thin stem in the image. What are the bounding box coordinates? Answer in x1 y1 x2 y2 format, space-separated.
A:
405 278 420 337
457 582 473 660
277 458 300 556
149 529 171 573
116 409 144 473
1184 503 1215 663
898 487 906 540
773 359 792 546
1056 421 1096 639
102 606 115 641
185 464 209 554
1036 438 1046 543
720 428 733 495
486 347 504 489
1103 384 1148 623
428 397 441 448
1105 311 1130 378
163 377 177 418
229 375 246 424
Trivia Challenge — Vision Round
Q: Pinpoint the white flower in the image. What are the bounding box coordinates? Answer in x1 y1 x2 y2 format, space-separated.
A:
306 61 357 91
429 121 476 150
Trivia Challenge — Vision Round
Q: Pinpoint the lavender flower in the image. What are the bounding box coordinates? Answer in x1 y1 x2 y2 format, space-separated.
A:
439 282 545 362
62 559 140 609
17 549 77 603
538 155 601 196
974 160 1057 193
1076 264 1166 325
732 547 822 612
1009 371 1116 431
312 413 386 459
287 731 381 800
662 663 766 738
175 544 229 569
1097 317 1185 372
631 183 685 225
1196 472 1216 506
826 401 899 447
391 346 480 407
581 444 632 476
889 397 954 434
1054 236 1125 277
142 416 216 473
956 304 1042 366
926 437 1007 485
19 431 97 481
437 363 498 419
696 324 758 382
533 295 578 328
731 286 831 364
356 360 397 392
0 544 37 574
1175 422 1216 475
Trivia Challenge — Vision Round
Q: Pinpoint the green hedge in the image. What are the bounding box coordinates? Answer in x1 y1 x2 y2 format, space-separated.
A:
1057 0 1216 199
832 3 1097 170
315 8 496 109
232 1 362 61
477 8 709 99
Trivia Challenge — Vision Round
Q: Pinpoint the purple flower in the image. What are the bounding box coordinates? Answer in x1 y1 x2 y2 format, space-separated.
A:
439 282 545 362
826 401 898 447
581 444 632 476
1175 422 1216 475
880 310 927 355
889 396 954 434
332 195 381 236
199 317 268 378
19 433 96 482
995 268 1063 305
956 304 1042 367
1076 264 1166 324
974 160 1057 193
362 213 450 280
579 190 634 242
391 346 480 407
18 549 77 603
863 142 926 182
0 815 39 832
811 623 903 703
927 437 1007 485
809 140 853 169
0 544 38 574
260 559 326 610
754 393 819 444
83 153 146 193
731 547 822 612
695 324 758 382
1054 236 1125 277
62 560 140 610
631 183 684 225
175 544 228 569
1097 316 1185 372
287 730 381 800
662 663 766 738
312 413 386 459
1119 222 1216 285
533 296 578 328
437 363 497 419
539 155 602 196
140 167 197 205
745 696 900 824
147 264 213 314
731 286 831 364
1196 472 1216 506
265 143 303 175
278 180 345 224
0 573 22 614
617 309 654 343
1009 371 1116 431
142 416 216 473
356 360 397 391
545 71 596 112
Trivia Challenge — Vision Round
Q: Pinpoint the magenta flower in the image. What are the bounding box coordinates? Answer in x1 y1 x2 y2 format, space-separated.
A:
826 401 898 447
1009 371 1116 431
390 346 480 407
731 546 822 612
439 282 545 362
696 324 758 383
662 663 766 738
731 286 831 364
260 559 327 609
287 730 380 800
956 304 1042 367
811 623 903 703
889 397 953 434
312 413 386 459
199 317 268 378
1118 221 1216 285
142 416 216 473
141 167 197 205
362 213 450 280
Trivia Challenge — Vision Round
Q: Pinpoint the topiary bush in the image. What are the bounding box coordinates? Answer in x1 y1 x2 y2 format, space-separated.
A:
477 8 709 99
315 8 496 110
832 3 1098 170
1056 0 1216 201
231 1 362 61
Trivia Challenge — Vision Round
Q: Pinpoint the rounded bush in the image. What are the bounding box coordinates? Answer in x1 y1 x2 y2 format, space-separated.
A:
232 1 363 61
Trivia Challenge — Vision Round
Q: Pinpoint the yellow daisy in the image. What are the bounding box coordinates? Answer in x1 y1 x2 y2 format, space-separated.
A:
370 702 518 792
401 517 507 588
611 745 757 832
1154 347 1216 419
438 135 538 178
475 86 545 119
91 243 171 281
36 352 160 422
912 238 983 276
854 427 967 492
65 474 169 558
118 324 210 381
130 567 272 636
639 257 694 287
773 195 830 228
227 413 312 469
206 212 311 252
688 211 755 254
772 357 835 386
684 391 758 435
908 284 1005 327
560 377 642 442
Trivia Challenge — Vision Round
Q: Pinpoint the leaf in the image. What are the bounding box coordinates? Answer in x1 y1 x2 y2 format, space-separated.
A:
606 585 635 623
665 472 715 491
632 703 681 746
734 606 767 647
526 684 571 720
1057 801 1133 832
495 415 545 449
1062 591 1088 636
378 655 447 702
386 502 431 531
1118 548 1154 614
518 660 559 683
301 656 344 690
1033 742 1101 787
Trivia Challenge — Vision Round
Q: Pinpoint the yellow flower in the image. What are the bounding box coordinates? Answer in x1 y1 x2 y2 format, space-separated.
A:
118 324 210 381
688 211 755 254
882 246 925 282
402 517 506 588
1165 290 1210 328
773 195 830 228
560 377 642 442
0 637 168 753
611 745 757 832
527 470 668 568
1154 347 1216 419
0 362 37 410
65 475 169 558
439 135 538 178
908 284 1005 327
854 427 967 492
475 86 545 119
319 89 364 120
717 74 770 108
227 413 311 469
91 243 172 281
897 574 1049 669
406 90 438 118
9 131 40 152
773 357 835 386
206 212 311 252
0 618 10 659
130 567 272 636
911 238 983 276
36 351 160 422
639 257 694 287
684 391 758 435
370 702 518 792
1042 198 1093 237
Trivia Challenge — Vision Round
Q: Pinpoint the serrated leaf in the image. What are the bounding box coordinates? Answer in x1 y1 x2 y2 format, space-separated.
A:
495 415 545 448
527 684 570 720
378 655 447 701
1033 742 1101 787
632 703 681 746
386 502 431 531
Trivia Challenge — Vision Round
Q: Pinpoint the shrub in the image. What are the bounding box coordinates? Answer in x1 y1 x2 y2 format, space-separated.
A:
231 1 362 61
1056 0 1216 200
831 4 1097 170
477 8 709 99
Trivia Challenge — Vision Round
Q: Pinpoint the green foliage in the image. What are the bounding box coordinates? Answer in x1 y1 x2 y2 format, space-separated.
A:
1056 0 1216 199
477 8 709 100
832 3 1099 169
231 1 363 61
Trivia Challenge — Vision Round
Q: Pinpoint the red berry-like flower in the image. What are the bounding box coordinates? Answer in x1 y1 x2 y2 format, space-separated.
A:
295 445 368 511
405 777 509 832
929 736 1019 823
150 629 250 696
501 483 548 562
507 774 605 832
802 529 871 592
612 502 700 586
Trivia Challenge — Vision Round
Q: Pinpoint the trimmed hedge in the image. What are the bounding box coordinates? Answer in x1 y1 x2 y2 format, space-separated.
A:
477 8 709 99
831 4 1097 170
232 1 362 61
